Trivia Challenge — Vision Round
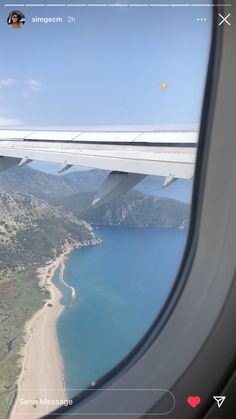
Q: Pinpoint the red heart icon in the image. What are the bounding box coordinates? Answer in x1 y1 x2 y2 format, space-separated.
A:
187 396 201 408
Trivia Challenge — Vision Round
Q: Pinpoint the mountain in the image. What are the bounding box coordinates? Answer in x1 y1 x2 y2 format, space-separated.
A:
0 166 191 229
0 166 192 203
51 190 190 228
0 166 107 200
0 192 97 278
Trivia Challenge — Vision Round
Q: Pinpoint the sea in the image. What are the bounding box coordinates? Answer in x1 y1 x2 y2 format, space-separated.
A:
53 226 187 399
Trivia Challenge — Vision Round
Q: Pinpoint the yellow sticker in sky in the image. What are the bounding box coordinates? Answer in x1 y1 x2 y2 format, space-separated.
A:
156 81 168 90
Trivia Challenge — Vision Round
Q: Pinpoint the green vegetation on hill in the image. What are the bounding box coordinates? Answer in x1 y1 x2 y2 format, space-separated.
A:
51 190 190 228
0 192 94 278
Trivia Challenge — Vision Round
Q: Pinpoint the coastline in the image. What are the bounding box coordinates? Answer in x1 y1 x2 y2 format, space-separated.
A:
59 257 77 306
10 243 73 419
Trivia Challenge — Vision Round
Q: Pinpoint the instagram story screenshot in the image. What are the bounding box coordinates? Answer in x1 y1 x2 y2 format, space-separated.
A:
0 1 235 419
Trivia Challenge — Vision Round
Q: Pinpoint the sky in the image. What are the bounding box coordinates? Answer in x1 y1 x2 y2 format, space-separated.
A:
0 1 213 130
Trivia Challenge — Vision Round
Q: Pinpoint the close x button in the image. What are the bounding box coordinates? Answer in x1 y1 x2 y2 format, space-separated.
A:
218 13 231 26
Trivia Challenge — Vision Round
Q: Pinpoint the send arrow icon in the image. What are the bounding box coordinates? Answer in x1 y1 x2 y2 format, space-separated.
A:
213 396 226 408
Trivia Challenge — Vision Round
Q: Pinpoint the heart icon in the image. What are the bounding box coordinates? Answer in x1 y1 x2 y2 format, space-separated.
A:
187 396 201 408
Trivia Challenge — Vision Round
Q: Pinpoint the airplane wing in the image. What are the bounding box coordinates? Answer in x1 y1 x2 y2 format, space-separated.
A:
0 129 197 207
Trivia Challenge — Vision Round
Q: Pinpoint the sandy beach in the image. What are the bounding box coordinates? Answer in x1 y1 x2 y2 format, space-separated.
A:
10 244 74 419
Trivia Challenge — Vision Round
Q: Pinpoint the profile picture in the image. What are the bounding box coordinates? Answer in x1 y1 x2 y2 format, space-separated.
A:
7 10 25 29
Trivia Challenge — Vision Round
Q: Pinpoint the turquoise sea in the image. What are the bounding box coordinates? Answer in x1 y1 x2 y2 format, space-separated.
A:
53 226 187 398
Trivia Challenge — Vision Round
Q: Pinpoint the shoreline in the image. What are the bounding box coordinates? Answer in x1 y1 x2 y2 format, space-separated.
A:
10 243 74 419
59 256 77 306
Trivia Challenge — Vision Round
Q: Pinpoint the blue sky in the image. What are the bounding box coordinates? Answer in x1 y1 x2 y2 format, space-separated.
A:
0 2 212 129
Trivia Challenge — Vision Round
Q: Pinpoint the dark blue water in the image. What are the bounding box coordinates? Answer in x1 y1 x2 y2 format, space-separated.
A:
53 226 187 398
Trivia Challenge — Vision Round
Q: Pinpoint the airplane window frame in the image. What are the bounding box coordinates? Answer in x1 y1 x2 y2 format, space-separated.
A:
43 2 236 418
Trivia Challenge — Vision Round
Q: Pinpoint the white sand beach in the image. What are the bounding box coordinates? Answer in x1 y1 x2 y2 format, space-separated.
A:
10 245 75 419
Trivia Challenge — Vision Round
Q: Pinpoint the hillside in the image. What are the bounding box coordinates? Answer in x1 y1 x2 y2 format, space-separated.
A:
0 192 97 278
0 165 191 228
51 190 190 228
0 166 192 203
0 166 107 199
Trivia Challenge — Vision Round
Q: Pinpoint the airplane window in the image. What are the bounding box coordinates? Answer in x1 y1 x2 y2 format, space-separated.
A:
0 1 212 418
